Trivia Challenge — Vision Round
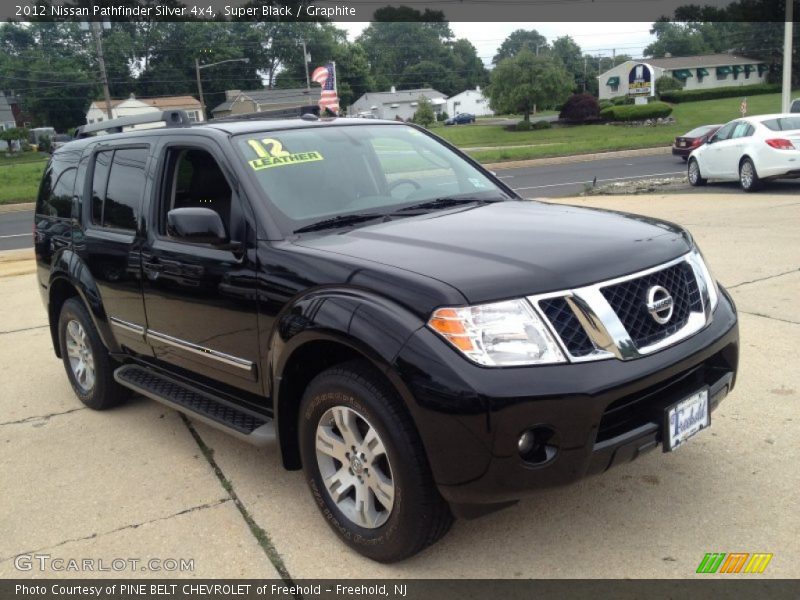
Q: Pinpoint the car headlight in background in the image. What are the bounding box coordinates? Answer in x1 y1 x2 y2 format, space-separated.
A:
689 247 720 313
427 299 566 366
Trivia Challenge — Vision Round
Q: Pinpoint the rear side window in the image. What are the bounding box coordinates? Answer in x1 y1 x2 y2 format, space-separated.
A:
762 117 800 131
36 154 79 219
91 147 148 231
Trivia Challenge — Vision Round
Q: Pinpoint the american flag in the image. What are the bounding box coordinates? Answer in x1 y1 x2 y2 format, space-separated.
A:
311 63 339 115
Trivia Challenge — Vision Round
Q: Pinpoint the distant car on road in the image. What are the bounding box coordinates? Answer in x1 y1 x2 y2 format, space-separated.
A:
672 124 722 161
791 98 800 113
51 134 73 153
445 113 476 125
688 114 800 192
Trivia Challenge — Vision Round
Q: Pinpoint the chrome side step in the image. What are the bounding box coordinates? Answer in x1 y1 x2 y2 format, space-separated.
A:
114 364 275 446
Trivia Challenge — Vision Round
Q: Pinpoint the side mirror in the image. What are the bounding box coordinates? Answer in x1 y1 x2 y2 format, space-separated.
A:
167 207 228 245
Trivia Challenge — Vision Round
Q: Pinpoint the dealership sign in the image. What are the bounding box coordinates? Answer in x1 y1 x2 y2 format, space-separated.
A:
628 63 654 97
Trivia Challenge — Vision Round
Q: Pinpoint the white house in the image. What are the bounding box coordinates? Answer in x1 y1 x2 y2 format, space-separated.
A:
86 94 204 125
446 87 493 117
349 87 447 121
597 54 768 100
0 93 18 151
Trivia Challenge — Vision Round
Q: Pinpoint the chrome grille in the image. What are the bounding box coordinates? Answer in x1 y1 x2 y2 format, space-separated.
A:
600 262 702 349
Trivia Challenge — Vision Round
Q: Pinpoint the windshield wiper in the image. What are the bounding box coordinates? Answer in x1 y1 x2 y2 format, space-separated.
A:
293 212 385 234
390 196 506 215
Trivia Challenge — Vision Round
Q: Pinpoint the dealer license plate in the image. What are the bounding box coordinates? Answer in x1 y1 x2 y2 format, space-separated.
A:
664 389 709 451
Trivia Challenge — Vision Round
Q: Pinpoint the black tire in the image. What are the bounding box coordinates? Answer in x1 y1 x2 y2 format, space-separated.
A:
681 156 688 162
739 157 762 192
688 158 707 186
299 361 453 562
58 297 130 410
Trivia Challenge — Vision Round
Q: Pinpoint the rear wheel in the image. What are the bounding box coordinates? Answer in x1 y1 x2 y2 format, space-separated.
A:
739 157 762 192
688 158 707 186
299 361 453 562
58 298 130 410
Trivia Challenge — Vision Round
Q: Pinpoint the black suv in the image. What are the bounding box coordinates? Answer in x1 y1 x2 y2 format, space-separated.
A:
35 111 739 562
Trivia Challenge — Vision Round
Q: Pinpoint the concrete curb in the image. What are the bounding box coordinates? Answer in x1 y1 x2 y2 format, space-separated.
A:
0 248 35 277
0 202 34 214
484 146 672 171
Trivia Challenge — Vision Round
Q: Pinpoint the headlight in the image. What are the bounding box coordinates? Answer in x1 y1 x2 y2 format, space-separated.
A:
427 299 566 366
690 248 719 312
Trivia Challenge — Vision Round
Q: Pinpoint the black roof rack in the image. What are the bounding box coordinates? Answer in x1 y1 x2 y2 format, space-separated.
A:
75 110 192 139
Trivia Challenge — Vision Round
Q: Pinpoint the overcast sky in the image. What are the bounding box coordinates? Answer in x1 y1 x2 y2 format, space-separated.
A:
340 22 657 66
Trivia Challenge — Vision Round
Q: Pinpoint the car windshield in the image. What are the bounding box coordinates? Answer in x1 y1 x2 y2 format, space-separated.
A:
683 125 718 137
234 123 509 233
761 117 800 132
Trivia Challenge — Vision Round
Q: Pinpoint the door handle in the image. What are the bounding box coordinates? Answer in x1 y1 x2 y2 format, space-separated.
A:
142 259 163 280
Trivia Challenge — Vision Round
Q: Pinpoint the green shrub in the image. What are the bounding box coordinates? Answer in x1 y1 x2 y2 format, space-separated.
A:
532 120 551 130
598 100 613 111
515 120 533 131
655 75 682 97
600 101 673 121
611 96 634 106
660 83 780 103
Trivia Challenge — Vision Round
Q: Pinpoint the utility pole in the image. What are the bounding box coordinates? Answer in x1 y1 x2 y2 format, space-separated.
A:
90 21 113 120
194 59 206 121
781 0 794 112
301 39 311 90
583 55 588 92
612 48 616 66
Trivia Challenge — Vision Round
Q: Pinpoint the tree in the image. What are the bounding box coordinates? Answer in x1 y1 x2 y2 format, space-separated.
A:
488 49 573 121
655 75 682 97
493 29 548 64
0 128 29 154
412 96 436 128
551 36 584 92
559 94 600 122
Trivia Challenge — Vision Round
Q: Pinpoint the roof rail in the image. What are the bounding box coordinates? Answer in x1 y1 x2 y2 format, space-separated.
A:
75 110 192 138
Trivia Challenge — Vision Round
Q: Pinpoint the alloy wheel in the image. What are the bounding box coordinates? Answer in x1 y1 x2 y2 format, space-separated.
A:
315 405 395 529
740 161 754 189
65 319 96 392
689 161 699 184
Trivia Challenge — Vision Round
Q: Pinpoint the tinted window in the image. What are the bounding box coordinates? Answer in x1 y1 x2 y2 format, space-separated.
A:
762 117 800 131
91 151 112 225
36 154 79 218
104 148 147 231
235 125 505 231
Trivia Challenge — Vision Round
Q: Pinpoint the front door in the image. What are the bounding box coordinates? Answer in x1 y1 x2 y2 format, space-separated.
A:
141 140 261 395
702 122 738 178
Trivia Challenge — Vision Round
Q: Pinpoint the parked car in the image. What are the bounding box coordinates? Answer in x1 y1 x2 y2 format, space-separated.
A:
36 111 738 562
688 114 800 192
672 124 722 160
50 133 73 153
791 98 800 113
445 112 476 125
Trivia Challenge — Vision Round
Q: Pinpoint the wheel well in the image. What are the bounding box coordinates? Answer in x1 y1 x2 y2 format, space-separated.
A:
276 340 368 470
48 279 79 358
739 155 753 168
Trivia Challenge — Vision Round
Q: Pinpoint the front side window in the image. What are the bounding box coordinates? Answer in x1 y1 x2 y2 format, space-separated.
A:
713 122 737 141
235 124 507 233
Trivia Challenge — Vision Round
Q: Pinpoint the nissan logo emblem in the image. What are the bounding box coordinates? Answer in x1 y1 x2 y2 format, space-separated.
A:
646 285 674 325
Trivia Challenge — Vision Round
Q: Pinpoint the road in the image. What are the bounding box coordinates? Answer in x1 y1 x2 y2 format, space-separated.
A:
0 152 690 252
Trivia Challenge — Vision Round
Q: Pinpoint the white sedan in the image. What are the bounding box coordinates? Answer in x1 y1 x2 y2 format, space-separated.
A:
687 114 800 192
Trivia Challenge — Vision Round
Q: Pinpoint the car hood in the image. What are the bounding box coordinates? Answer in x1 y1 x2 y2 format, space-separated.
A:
292 200 692 303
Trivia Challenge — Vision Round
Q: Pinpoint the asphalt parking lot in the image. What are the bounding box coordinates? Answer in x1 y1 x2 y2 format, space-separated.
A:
1 193 798 579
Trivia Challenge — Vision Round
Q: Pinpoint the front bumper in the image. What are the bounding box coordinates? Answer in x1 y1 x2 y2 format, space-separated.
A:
393 288 738 507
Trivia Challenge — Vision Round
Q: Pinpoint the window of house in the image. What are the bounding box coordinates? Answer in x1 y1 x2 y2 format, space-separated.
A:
610 84 619 92
91 147 148 231
186 110 200 122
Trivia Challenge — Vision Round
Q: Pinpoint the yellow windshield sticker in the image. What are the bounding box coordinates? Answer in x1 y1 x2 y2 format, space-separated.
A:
247 138 324 170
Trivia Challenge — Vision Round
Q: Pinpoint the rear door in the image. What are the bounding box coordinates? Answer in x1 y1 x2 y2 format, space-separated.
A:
73 143 153 357
140 137 261 395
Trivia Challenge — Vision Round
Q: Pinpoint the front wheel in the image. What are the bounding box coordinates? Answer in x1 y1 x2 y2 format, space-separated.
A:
299 361 453 562
739 158 762 192
688 158 707 187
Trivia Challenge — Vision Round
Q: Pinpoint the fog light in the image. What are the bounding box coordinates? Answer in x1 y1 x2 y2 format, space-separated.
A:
518 430 536 456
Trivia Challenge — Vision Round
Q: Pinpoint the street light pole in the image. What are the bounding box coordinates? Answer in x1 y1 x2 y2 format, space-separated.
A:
781 0 794 112
195 58 206 120
91 22 113 120
194 57 250 121
301 39 311 90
